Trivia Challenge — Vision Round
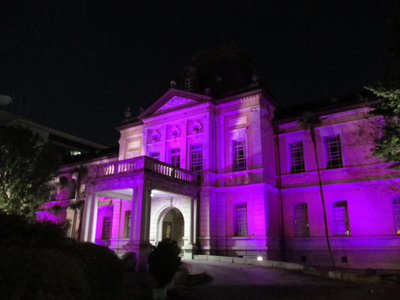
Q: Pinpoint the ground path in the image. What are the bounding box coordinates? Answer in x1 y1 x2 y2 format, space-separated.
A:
169 260 400 300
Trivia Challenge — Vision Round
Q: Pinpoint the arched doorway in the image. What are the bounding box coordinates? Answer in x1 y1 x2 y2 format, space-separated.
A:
161 208 184 249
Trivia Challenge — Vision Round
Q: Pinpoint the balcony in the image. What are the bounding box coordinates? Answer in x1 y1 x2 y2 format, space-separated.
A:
88 156 196 183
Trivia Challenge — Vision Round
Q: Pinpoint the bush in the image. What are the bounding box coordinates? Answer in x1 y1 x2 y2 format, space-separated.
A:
0 212 72 250
64 242 124 300
148 239 181 287
0 246 90 300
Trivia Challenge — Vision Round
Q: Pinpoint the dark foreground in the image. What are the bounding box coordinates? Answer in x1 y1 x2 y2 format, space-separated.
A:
123 260 400 300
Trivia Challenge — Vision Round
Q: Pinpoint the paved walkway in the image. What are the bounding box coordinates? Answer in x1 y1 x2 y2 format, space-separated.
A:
170 260 400 300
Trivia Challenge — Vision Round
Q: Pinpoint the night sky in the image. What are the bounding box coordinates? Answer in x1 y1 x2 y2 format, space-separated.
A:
0 1 398 146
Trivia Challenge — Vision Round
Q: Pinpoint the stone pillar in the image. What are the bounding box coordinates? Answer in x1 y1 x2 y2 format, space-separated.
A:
250 107 263 168
124 184 152 271
199 188 217 254
202 112 214 171
215 116 225 173
216 192 227 255
81 192 93 242
182 196 198 259
87 193 98 243
142 127 148 156
118 139 126 160
109 199 122 251
160 124 167 162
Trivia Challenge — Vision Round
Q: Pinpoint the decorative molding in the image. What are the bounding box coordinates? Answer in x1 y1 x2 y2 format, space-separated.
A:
128 140 140 150
216 94 260 109
143 102 212 122
158 96 197 111
151 131 160 142
229 116 247 127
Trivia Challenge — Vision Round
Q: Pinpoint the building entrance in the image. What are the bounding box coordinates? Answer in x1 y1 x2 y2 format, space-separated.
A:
161 208 184 249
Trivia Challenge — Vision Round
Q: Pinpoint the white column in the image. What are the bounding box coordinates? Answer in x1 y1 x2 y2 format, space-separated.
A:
87 193 98 243
118 139 126 160
250 107 263 168
142 127 148 156
202 112 214 171
81 192 93 242
193 197 198 245
215 116 225 173
111 199 122 239
160 124 167 162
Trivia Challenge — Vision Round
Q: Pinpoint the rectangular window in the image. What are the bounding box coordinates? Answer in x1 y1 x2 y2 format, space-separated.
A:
233 140 246 171
124 211 131 238
290 141 305 173
333 201 350 236
294 203 309 237
102 216 111 240
190 144 203 172
325 135 343 169
393 197 400 235
235 203 248 236
151 152 160 160
170 148 180 168
184 77 193 91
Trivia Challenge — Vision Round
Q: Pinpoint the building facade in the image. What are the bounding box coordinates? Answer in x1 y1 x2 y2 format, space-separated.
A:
39 46 400 270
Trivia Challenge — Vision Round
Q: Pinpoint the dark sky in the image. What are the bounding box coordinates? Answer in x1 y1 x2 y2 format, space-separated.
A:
0 1 398 146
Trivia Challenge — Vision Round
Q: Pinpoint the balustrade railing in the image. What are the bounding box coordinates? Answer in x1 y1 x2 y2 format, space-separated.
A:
92 156 195 183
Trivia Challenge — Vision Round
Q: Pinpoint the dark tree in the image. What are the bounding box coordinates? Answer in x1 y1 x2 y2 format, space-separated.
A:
0 125 59 219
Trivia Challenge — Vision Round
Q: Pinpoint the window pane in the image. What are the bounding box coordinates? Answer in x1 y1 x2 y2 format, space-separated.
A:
332 201 350 236
234 140 246 171
170 148 180 168
235 203 248 236
290 141 305 173
190 144 203 172
325 135 343 169
102 216 111 239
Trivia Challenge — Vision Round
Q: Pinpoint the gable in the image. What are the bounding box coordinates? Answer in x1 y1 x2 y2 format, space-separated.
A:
139 88 212 120
157 96 197 112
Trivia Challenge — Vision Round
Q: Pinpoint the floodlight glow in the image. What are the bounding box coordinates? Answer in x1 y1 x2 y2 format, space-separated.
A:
257 256 262 261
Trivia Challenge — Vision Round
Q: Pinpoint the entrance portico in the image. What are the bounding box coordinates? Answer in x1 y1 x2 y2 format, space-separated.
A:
80 156 198 270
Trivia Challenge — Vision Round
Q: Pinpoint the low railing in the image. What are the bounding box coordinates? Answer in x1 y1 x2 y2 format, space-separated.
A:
92 156 196 183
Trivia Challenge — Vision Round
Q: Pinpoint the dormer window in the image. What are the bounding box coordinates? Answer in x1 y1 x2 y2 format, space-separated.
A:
184 77 193 91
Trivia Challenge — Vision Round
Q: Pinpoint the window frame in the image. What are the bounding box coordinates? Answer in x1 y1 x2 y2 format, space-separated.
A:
393 197 400 235
150 152 160 160
170 148 181 168
102 216 111 240
332 200 350 236
233 139 247 172
124 210 131 238
294 203 310 237
184 77 194 91
325 135 343 169
190 144 203 172
234 202 248 236
289 141 305 173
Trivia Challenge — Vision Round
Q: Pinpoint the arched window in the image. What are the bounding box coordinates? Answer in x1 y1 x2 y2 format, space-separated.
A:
294 203 309 237
332 201 350 236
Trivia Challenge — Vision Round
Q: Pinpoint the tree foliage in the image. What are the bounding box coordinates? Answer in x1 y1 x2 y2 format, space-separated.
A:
367 83 400 169
0 125 59 219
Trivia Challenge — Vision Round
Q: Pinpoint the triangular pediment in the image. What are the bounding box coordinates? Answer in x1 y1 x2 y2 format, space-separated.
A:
139 89 212 119
157 96 197 111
